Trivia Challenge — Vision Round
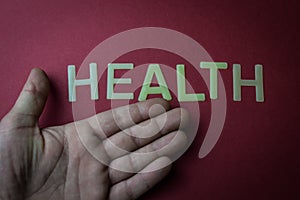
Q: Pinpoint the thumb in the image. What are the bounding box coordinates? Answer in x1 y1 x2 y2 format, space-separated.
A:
10 68 50 119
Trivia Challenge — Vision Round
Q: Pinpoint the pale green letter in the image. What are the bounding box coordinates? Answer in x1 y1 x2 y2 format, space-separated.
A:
107 63 134 99
138 64 171 101
176 64 205 102
68 63 98 102
200 62 228 99
233 64 264 102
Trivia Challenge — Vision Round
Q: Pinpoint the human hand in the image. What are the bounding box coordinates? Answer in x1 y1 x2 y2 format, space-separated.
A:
0 69 189 200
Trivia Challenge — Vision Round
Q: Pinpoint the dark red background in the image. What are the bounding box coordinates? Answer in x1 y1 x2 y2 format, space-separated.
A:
0 0 299 199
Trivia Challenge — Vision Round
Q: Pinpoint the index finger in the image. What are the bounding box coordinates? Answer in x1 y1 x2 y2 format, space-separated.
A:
78 98 170 139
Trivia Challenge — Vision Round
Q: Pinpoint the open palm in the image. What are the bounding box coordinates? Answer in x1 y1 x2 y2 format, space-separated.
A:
0 69 188 200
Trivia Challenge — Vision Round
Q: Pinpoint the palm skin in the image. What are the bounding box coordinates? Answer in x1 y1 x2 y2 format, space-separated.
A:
0 69 188 200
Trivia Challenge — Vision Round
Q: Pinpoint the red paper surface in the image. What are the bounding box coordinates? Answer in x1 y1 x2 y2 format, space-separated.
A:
0 0 299 199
